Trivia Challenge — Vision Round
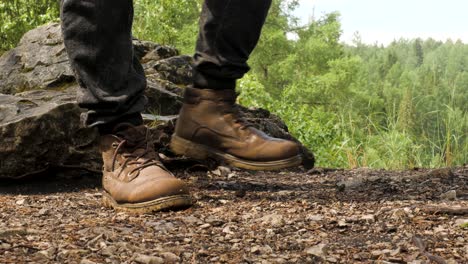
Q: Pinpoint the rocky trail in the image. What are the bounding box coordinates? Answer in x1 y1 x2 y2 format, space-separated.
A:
1 166 467 263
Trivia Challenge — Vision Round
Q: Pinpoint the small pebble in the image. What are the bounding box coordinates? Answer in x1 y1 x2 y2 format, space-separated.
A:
440 190 457 200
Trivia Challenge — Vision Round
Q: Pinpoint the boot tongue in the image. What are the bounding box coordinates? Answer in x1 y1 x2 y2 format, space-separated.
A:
113 123 147 145
113 123 154 159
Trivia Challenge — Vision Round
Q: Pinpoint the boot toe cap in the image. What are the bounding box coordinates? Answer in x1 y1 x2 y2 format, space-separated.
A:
256 139 301 161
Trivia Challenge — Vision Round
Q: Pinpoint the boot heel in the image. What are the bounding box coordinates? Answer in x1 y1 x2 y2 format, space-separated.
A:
170 135 210 160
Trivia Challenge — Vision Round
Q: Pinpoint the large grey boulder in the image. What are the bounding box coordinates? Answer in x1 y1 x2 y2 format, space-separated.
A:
0 23 314 179
0 23 75 94
0 23 186 116
0 23 186 179
0 88 101 179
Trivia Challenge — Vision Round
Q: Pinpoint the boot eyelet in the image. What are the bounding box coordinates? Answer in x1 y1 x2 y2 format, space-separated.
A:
128 170 140 180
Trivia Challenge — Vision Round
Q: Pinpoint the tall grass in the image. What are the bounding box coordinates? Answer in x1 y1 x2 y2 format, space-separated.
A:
239 73 467 169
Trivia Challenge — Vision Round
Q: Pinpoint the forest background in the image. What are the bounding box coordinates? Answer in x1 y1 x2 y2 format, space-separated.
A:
1 0 466 169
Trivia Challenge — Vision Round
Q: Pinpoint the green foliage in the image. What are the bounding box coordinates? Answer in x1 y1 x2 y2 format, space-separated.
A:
0 0 201 54
239 2 467 169
0 0 60 53
133 0 202 54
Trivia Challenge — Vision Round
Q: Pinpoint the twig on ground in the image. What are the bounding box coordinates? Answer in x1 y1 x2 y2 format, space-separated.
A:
412 236 447 264
421 206 468 215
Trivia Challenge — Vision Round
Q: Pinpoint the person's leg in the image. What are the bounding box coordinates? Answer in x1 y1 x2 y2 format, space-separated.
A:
61 0 146 133
172 0 304 170
61 0 192 212
193 0 272 90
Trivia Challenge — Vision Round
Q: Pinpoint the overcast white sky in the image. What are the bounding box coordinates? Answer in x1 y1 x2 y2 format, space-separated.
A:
294 0 468 45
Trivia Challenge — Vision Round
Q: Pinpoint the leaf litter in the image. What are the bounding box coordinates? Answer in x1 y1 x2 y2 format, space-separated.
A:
0 166 467 263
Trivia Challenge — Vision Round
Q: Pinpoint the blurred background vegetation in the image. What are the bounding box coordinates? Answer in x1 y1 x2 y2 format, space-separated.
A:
0 0 60 52
1 0 466 169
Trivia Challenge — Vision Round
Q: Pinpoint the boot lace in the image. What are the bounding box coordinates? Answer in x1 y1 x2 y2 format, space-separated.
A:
111 129 162 181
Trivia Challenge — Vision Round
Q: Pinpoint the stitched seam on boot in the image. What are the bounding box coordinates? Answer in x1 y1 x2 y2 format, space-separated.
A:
191 125 244 144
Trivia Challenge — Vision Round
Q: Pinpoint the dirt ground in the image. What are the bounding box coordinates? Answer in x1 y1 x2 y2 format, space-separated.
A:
1 166 467 263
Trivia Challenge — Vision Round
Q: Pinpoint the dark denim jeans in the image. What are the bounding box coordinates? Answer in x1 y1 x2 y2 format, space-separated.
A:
60 0 271 130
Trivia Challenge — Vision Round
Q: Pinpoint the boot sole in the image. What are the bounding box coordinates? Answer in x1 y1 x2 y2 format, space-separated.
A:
170 135 303 170
102 192 193 214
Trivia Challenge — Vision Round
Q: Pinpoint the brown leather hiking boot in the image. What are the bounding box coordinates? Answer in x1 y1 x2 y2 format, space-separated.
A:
170 87 303 170
100 124 192 213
